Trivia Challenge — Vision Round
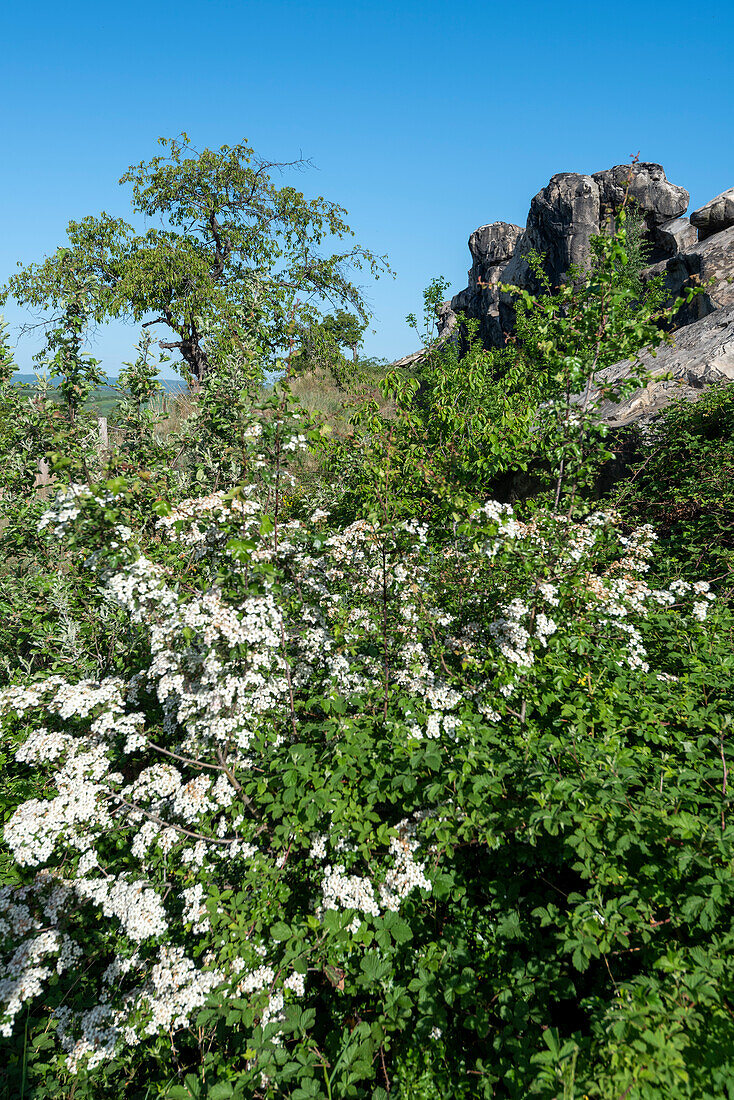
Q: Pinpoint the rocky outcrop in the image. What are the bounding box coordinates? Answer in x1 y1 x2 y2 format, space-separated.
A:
498 174 602 333
586 304 734 427
444 162 695 344
435 163 734 427
653 217 698 257
450 222 523 345
593 163 689 260
646 224 734 326
690 188 734 240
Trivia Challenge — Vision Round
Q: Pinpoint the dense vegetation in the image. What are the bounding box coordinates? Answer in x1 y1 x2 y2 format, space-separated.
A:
1 144 733 1100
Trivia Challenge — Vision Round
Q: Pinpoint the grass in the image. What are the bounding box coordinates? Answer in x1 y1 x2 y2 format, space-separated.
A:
10 358 396 437
282 360 397 437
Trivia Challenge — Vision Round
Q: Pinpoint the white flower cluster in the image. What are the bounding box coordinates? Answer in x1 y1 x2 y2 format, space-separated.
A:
0 929 81 1038
490 599 535 669
75 877 168 942
282 433 308 453
0 675 126 721
181 883 210 932
321 864 381 917
317 817 431 920
5 740 113 867
54 1003 124 1072
379 820 432 910
37 483 120 536
0 879 79 1038
478 500 519 556
157 489 261 548
142 945 223 1036
478 505 716 676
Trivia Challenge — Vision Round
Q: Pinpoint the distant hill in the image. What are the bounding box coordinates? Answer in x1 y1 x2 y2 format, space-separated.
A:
8 375 189 419
10 373 188 394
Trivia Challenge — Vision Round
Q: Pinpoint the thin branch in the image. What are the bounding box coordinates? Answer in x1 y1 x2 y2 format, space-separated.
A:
216 745 243 793
146 740 224 771
112 796 239 845
721 731 728 833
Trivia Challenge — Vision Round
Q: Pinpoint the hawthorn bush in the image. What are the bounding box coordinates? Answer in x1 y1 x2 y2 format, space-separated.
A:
1 206 733 1100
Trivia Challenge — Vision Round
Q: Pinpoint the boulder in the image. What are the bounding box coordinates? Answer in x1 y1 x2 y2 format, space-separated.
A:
593 163 689 255
450 221 522 346
690 188 734 240
652 217 698 258
468 222 523 272
588 305 734 427
501 173 601 294
436 300 459 336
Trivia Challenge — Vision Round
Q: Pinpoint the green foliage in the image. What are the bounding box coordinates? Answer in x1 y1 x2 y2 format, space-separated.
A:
112 331 174 476
291 310 368 387
0 314 15 386
5 135 389 383
324 213 699 523
36 302 106 426
1 159 733 1100
0 343 60 498
615 382 734 583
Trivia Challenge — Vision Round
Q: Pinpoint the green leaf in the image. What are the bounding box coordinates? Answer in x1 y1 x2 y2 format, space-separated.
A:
270 921 291 941
207 1084 235 1099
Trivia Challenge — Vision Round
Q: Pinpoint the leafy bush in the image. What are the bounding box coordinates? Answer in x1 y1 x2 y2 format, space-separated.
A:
1 181 733 1100
615 383 734 584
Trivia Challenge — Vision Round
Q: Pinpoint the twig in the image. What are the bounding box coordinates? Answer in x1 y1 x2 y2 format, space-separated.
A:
380 1044 391 1093
146 740 224 771
216 745 244 792
721 731 728 832
112 795 239 845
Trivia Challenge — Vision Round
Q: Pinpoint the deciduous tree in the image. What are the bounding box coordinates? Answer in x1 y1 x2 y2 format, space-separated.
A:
4 136 388 383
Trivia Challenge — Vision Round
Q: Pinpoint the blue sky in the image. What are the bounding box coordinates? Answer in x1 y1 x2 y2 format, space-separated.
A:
2 0 732 376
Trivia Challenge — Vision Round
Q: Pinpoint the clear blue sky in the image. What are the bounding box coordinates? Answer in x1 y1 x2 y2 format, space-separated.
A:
2 0 732 376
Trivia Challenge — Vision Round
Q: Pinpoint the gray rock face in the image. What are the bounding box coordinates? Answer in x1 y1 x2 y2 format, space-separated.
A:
444 221 522 345
451 162 696 346
498 173 604 334
593 162 689 253
645 224 734 325
468 222 523 270
590 305 734 427
436 300 459 336
653 217 698 257
690 188 734 240
501 174 601 295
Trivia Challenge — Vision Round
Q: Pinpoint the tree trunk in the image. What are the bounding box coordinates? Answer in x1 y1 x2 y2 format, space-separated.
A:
160 322 212 384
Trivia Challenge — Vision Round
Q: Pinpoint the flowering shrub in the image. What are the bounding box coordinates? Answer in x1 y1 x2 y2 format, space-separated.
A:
2 448 733 1097
2 211 733 1099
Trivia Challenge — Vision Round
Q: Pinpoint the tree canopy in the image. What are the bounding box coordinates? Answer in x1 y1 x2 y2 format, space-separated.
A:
4 135 389 382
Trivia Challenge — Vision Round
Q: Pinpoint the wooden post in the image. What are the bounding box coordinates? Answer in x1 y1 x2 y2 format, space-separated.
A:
34 457 52 498
97 416 109 453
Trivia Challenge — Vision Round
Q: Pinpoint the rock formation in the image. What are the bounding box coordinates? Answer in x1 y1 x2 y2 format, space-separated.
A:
451 222 523 346
645 224 734 326
446 162 692 344
579 304 734 427
440 163 734 425
690 187 734 240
